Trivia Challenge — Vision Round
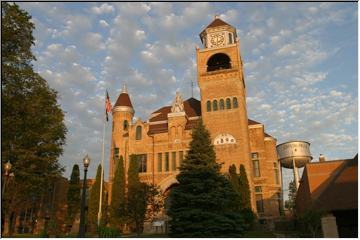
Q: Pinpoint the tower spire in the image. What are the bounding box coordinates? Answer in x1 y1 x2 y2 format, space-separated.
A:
122 84 128 94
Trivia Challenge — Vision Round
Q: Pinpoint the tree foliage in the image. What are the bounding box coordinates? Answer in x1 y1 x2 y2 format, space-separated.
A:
168 121 244 237
285 180 297 211
66 164 81 227
87 164 106 233
126 154 162 235
110 156 126 229
228 164 254 229
1 2 67 235
297 209 324 237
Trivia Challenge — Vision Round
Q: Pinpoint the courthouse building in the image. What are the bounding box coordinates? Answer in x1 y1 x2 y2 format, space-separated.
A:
109 16 282 221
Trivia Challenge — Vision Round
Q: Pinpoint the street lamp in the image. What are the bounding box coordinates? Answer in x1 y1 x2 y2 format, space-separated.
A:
2 161 12 196
78 155 90 238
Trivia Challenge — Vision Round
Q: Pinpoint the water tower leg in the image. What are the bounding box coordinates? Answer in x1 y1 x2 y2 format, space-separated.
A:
292 158 300 189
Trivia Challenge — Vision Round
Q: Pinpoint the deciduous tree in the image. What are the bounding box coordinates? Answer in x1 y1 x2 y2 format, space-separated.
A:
2 2 66 235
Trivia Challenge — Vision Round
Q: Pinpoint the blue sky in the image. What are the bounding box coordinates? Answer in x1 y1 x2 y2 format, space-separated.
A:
18 2 357 191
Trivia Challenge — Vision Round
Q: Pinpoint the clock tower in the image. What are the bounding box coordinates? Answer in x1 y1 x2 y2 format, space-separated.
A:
196 16 254 198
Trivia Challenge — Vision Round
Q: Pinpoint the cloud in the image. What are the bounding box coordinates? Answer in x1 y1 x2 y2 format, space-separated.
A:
91 3 114 15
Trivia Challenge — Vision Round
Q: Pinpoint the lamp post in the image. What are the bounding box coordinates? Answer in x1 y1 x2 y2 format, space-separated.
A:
78 155 90 238
2 161 12 196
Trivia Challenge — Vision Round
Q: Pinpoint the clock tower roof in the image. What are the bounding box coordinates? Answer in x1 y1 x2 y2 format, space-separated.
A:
205 16 233 29
199 15 237 45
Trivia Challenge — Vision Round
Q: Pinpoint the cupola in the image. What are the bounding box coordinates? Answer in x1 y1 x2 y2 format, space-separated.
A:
199 15 237 49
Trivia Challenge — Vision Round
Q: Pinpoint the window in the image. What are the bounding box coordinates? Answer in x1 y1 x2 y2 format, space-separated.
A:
179 151 184 166
233 97 238 108
114 148 119 159
123 120 129 131
213 100 218 111
252 153 260 177
207 53 231 72
157 153 162 172
219 99 225 110
226 98 231 109
137 154 147 173
274 162 279 184
136 126 142 140
206 100 211 112
255 186 264 213
165 152 169 172
172 152 176 171
229 33 233 44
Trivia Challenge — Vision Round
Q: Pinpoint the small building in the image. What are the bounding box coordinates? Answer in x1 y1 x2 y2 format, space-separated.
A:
296 154 358 237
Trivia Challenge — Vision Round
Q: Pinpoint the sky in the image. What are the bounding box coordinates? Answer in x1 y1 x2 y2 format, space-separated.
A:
18 2 358 192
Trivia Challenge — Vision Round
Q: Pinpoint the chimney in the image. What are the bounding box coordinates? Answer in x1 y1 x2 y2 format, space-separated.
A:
319 154 326 162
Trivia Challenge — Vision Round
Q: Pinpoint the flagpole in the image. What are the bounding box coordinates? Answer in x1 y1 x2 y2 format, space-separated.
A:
98 91 107 226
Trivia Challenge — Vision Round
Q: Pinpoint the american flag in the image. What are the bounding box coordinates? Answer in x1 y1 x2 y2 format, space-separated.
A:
105 90 112 121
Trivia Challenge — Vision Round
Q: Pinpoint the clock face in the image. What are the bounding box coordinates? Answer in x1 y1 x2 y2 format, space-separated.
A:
210 33 225 46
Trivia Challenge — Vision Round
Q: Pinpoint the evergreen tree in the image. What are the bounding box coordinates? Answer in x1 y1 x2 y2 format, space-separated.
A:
238 164 254 229
168 121 244 237
66 164 81 229
127 154 147 234
87 164 106 233
238 164 251 209
285 180 296 211
110 156 126 230
2 3 66 235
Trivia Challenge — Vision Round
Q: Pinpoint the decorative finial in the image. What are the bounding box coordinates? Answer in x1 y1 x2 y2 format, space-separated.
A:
171 91 184 113
122 84 128 94
215 14 220 19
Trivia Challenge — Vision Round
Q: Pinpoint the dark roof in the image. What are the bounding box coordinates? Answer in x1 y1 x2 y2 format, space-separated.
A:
206 18 232 29
149 98 201 122
264 132 273 138
248 119 261 125
114 92 133 108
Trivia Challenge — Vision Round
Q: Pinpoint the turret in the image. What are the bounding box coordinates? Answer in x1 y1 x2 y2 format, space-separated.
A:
109 84 134 203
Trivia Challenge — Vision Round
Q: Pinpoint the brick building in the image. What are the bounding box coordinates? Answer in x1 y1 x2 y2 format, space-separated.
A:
108 16 282 221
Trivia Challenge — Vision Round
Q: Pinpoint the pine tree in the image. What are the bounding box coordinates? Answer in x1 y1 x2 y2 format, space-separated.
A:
127 154 147 234
87 164 106 233
168 121 244 237
285 180 296 211
238 164 255 229
238 164 251 209
66 164 81 229
110 156 126 230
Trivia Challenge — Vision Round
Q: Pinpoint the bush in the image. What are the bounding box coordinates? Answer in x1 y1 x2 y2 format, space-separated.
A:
97 226 121 238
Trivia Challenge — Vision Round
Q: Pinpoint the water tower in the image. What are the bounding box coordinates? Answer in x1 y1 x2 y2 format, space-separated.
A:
276 141 312 189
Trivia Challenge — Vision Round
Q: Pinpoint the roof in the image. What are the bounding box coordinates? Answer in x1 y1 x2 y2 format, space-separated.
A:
205 17 233 29
114 92 133 108
248 119 261 125
149 97 201 122
148 98 201 135
296 155 358 214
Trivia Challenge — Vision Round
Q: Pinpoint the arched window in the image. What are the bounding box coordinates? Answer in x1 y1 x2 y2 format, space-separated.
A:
206 100 211 112
207 53 231 72
233 97 238 108
136 126 142 140
229 33 233 44
219 99 225 110
226 98 231 109
123 120 129 131
213 100 218 111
